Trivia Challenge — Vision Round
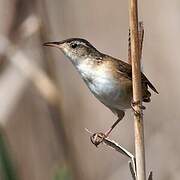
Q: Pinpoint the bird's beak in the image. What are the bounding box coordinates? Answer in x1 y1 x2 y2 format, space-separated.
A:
43 41 62 48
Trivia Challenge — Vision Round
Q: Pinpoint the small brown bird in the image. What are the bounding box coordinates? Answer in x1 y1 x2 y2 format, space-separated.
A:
44 38 158 139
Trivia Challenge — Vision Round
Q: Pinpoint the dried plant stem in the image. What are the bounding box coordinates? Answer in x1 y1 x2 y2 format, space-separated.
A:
138 22 144 60
129 0 146 180
85 129 136 178
128 22 144 64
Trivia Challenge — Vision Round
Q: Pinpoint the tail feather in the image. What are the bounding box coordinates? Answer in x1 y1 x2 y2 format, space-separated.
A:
146 80 158 94
142 74 159 94
142 84 151 103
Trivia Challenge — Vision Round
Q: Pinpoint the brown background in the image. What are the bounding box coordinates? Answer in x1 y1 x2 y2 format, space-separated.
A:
0 0 179 179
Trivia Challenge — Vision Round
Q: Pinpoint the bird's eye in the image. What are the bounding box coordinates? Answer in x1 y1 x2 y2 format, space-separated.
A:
70 43 78 49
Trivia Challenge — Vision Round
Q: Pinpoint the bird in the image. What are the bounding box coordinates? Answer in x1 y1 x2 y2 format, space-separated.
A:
43 38 158 145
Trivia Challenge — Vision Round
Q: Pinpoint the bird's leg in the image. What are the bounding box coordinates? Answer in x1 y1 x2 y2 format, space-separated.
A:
91 111 125 147
131 100 145 116
104 118 121 137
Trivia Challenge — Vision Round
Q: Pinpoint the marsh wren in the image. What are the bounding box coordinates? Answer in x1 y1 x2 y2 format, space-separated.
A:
44 38 158 142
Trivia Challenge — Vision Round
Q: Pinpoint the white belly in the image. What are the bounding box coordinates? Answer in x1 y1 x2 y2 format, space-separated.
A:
77 62 132 110
88 75 132 110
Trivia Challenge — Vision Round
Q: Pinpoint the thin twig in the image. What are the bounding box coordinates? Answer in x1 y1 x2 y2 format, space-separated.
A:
128 21 144 64
85 129 137 178
148 172 153 180
138 22 144 60
129 161 136 180
129 0 146 180
128 29 132 64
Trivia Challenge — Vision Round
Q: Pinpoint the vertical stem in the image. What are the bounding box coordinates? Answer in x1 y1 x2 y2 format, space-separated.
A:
129 0 146 180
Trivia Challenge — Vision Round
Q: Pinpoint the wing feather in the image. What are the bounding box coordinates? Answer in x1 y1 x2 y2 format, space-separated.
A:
106 55 159 94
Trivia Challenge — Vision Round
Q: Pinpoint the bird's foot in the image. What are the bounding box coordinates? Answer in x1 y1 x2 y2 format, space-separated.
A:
131 100 145 116
90 132 107 147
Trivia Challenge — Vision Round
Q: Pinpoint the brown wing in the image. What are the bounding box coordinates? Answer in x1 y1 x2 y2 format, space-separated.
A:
106 55 159 94
118 60 158 94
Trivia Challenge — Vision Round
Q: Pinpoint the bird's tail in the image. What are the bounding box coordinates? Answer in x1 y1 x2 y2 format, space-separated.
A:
142 84 151 103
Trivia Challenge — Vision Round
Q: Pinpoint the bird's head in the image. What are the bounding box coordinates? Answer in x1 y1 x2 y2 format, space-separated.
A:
43 38 101 65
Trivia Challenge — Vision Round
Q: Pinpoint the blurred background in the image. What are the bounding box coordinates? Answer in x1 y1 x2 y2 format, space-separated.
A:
0 0 179 179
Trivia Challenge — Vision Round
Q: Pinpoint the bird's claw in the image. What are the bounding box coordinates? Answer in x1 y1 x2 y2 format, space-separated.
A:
131 100 145 116
90 132 107 147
